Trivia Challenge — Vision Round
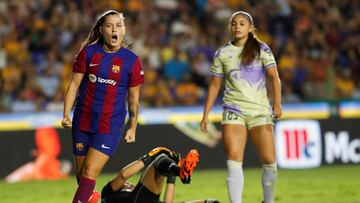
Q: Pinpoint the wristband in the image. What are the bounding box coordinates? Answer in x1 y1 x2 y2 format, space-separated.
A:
167 176 176 184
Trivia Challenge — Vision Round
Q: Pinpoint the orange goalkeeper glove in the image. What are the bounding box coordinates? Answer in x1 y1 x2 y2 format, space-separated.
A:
139 147 181 166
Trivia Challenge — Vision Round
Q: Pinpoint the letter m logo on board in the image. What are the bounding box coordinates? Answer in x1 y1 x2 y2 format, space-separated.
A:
275 120 322 169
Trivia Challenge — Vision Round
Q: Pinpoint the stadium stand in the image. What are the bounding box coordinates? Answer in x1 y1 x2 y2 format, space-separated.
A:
0 0 359 112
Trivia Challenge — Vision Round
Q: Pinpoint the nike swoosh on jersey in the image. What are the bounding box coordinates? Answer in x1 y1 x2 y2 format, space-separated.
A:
101 144 111 149
90 63 98 67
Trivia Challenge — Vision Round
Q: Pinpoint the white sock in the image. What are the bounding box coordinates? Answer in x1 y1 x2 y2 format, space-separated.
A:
262 163 277 203
227 160 243 203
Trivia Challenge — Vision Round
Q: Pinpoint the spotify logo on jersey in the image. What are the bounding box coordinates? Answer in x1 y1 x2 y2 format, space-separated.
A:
88 74 117 86
89 74 97 83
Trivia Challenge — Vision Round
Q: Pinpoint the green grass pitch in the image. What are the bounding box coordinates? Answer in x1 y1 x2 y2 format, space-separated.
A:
1 165 359 203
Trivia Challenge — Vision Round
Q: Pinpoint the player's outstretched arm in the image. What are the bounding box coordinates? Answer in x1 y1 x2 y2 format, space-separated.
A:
110 160 144 191
163 177 175 203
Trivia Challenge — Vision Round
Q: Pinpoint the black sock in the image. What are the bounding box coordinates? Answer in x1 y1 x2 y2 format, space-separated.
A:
153 154 180 177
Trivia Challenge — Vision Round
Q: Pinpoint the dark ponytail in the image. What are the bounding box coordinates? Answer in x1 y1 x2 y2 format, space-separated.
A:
241 32 260 65
229 11 260 65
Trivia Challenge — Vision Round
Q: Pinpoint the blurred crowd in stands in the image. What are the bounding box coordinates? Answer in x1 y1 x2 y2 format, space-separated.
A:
0 0 359 112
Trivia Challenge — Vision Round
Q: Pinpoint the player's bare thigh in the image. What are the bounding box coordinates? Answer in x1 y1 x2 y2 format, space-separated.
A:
81 147 110 178
249 124 276 164
222 124 247 161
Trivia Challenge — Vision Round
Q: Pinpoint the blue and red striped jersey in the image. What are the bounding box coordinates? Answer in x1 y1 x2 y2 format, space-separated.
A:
72 43 144 134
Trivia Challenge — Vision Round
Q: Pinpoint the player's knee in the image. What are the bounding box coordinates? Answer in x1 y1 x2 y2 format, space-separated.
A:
226 152 243 162
81 164 98 178
225 145 244 161
262 156 276 165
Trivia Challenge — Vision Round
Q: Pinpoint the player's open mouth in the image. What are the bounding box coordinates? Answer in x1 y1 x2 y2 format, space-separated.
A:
111 34 118 43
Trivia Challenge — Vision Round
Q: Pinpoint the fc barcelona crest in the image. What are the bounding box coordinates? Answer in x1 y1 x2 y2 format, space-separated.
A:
76 143 84 151
112 65 121 73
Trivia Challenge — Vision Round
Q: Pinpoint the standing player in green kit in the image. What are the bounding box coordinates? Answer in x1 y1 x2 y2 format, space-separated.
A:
201 11 282 203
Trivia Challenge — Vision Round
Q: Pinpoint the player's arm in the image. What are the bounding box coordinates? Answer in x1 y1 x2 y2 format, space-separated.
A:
62 73 84 128
110 160 144 191
266 66 282 119
163 177 176 203
124 84 141 143
201 76 223 132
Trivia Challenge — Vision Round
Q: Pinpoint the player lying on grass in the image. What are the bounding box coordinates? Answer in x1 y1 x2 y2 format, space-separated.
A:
101 147 219 203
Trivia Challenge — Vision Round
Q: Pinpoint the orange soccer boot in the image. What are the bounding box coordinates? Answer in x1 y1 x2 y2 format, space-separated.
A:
179 149 199 184
88 191 100 203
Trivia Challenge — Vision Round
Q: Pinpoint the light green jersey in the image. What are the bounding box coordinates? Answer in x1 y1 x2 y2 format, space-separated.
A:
210 42 277 116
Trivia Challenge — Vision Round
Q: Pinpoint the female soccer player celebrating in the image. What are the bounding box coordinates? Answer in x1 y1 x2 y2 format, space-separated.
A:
200 11 282 203
62 10 144 203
